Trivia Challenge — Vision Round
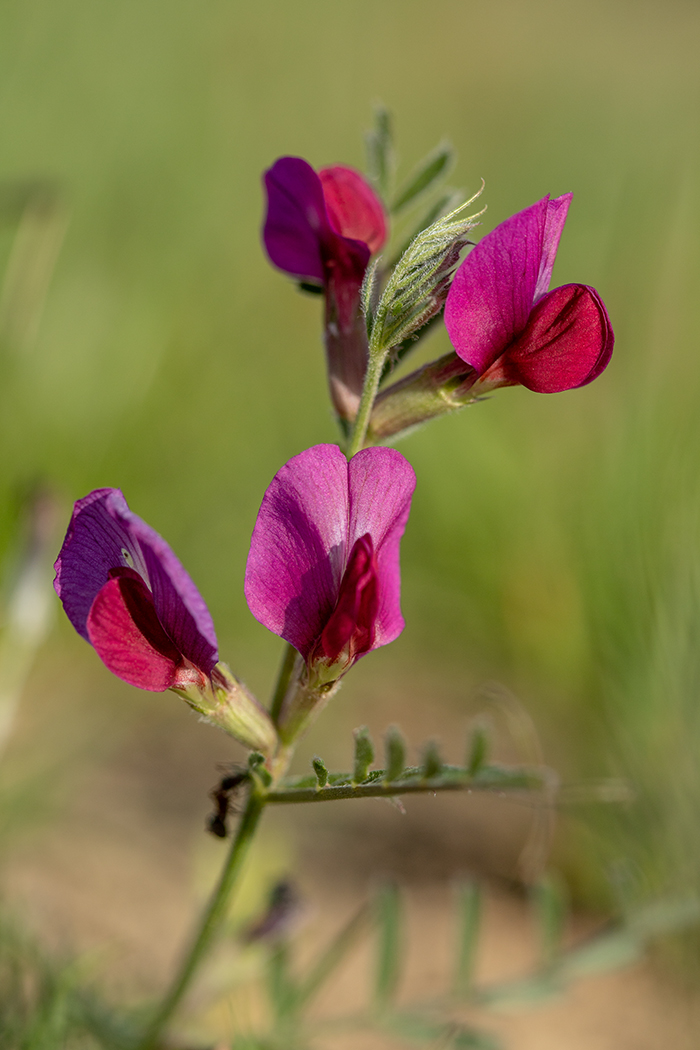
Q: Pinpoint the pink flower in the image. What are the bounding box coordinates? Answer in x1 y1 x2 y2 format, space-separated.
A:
444 194 613 393
244 444 415 679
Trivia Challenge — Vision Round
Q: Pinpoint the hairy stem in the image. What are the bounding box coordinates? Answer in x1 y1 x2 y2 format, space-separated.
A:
346 350 387 458
137 793 264 1049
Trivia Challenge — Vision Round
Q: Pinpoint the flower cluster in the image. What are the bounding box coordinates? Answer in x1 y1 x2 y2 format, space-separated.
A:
54 122 614 778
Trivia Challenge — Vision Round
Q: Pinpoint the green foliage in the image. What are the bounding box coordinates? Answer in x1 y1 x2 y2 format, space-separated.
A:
0 912 139 1050
352 725 375 784
311 755 328 788
421 738 443 779
532 874 567 970
373 881 402 1013
365 105 395 203
384 724 407 782
454 879 482 999
466 724 489 777
391 143 454 215
366 195 483 363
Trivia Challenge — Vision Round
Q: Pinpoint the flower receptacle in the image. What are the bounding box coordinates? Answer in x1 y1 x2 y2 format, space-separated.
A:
369 352 477 441
173 661 278 756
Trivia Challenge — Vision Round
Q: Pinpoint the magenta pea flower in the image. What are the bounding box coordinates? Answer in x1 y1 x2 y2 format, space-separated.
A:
263 157 386 289
263 157 387 421
444 194 614 393
54 489 277 752
244 444 415 684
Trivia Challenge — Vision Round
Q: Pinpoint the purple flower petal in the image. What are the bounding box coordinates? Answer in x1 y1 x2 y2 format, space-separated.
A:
503 283 614 392
244 445 415 661
262 157 329 283
245 445 349 658
533 194 572 303
54 489 218 675
318 166 387 254
444 196 555 374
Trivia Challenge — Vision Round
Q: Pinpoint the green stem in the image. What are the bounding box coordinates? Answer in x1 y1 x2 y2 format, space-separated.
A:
137 793 264 1049
269 642 300 724
346 350 387 458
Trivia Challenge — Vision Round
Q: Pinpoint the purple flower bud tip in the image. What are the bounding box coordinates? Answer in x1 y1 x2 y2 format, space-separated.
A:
262 156 386 286
244 445 415 678
54 489 218 691
444 194 614 393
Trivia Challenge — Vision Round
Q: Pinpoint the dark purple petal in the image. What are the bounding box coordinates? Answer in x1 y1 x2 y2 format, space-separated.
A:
244 445 415 660
262 157 329 282
346 447 415 649
502 283 614 392
533 194 572 302
54 488 218 674
444 196 553 374
319 166 387 254
245 445 350 659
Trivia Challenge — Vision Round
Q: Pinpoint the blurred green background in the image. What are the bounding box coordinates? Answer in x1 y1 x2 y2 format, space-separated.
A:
1 0 700 1004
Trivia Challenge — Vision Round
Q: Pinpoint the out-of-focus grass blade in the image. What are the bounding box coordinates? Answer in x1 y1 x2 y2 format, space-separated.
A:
0 181 68 356
384 1014 500 1050
365 105 394 202
0 488 59 761
294 903 370 1011
374 880 402 1013
466 723 489 777
452 1030 502 1050
532 873 567 970
556 928 641 980
385 190 464 274
627 897 700 940
453 878 482 998
391 143 454 215
265 941 297 1023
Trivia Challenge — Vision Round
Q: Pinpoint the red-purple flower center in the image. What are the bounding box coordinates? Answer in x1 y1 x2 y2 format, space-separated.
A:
86 567 207 692
316 533 379 667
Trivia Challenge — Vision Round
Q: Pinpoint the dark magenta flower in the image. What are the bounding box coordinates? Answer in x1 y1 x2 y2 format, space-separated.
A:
54 489 278 752
244 444 415 681
444 194 614 393
263 157 386 288
263 157 387 421
54 488 218 692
